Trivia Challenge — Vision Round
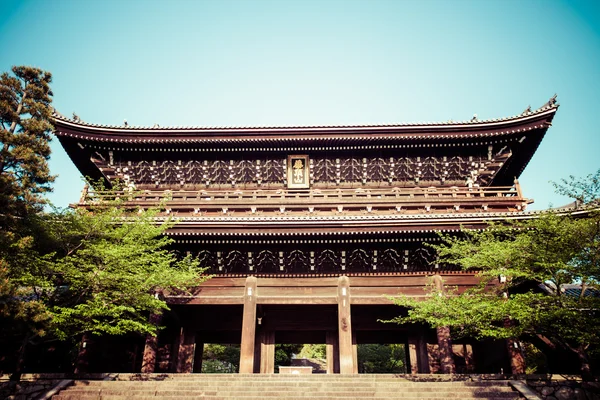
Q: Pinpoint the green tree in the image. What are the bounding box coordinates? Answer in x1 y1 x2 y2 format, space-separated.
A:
201 344 240 373
0 66 54 227
0 66 55 377
1 191 209 376
357 344 406 373
45 201 208 372
387 171 600 379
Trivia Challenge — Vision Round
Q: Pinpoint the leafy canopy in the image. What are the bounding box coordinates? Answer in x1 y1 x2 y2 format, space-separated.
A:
386 170 600 373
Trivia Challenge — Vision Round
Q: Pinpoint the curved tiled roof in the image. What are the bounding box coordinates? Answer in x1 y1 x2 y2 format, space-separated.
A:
53 98 559 144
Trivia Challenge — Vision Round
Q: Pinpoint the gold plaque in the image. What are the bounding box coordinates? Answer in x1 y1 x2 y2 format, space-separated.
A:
287 155 309 189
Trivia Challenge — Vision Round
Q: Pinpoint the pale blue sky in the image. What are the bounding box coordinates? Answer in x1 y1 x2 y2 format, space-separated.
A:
1 0 599 209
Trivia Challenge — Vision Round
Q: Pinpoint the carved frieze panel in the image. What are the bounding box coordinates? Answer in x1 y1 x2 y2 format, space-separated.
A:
312 158 336 183
340 158 362 183
189 243 445 275
114 152 493 188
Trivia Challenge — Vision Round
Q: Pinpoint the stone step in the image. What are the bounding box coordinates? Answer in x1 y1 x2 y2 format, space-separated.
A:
73 380 512 388
68 384 515 393
54 396 520 400
57 387 515 394
104 378 512 385
53 376 522 400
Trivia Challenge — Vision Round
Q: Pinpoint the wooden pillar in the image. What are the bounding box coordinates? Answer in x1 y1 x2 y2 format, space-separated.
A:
352 333 358 374
240 276 258 373
176 326 196 373
74 332 92 374
337 276 355 374
193 338 204 373
436 326 455 374
141 313 162 373
408 331 430 374
326 330 339 374
506 338 525 374
260 330 275 374
433 273 455 374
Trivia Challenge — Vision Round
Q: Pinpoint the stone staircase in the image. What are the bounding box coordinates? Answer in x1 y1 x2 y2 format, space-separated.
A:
51 374 524 400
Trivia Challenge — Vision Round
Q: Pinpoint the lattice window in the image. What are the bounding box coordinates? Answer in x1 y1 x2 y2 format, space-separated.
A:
367 157 389 182
223 250 247 273
183 160 204 184
447 156 468 182
421 157 442 182
197 250 216 271
255 250 278 273
315 249 340 273
285 250 309 273
348 249 371 272
261 159 284 184
208 160 229 184
156 161 179 184
233 159 255 184
313 158 337 183
409 247 436 271
340 158 362 183
379 248 402 272
132 161 152 183
393 157 415 182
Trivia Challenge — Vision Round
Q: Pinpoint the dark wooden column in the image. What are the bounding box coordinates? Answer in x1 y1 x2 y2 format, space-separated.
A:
337 276 355 374
260 330 275 374
176 326 196 373
433 274 455 374
193 337 204 373
239 276 258 373
326 330 339 374
141 313 163 373
408 330 430 374
506 336 525 374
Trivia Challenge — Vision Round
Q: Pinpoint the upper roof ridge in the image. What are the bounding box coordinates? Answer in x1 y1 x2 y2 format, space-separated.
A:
53 96 559 131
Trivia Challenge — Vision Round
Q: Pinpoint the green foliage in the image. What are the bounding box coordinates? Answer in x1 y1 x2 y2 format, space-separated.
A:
201 344 239 373
298 344 326 359
41 204 208 339
553 168 600 204
275 344 303 366
357 344 406 373
0 66 54 226
1 196 208 374
523 342 548 374
387 171 600 377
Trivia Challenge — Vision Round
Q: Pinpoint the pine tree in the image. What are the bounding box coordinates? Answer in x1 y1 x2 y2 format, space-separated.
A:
0 66 55 229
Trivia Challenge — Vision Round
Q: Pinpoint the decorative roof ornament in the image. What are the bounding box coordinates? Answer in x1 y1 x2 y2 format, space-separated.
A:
72 113 80 122
544 94 558 108
124 119 128 127
471 114 478 122
522 106 532 115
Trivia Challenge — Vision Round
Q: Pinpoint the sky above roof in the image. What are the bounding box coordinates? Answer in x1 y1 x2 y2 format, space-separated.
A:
1 0 599 209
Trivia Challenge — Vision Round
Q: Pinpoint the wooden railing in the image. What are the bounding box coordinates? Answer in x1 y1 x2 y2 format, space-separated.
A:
79 184 528 208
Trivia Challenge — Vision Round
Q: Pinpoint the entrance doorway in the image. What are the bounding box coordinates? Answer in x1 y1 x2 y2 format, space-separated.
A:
255 305 338 373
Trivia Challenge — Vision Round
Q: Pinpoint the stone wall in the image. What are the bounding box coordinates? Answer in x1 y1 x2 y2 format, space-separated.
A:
0 375 63 400
526 378 600 400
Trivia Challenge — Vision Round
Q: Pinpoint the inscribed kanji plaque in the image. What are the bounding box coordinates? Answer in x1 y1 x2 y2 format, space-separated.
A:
287 155 310 189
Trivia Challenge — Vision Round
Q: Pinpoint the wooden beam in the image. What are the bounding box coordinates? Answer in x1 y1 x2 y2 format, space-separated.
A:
239 276 258 373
